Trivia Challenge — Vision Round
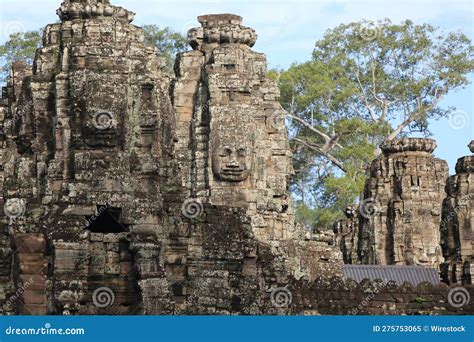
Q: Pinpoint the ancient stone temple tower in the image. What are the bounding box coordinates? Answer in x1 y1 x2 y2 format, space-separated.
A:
173 14 296 243
167 14 343 313
441 141 474 284
358 138 448 267
1 0 175 314
0 4 343 315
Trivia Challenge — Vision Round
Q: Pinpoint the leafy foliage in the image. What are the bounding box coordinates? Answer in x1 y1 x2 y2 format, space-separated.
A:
280 19 474 229
0 29 42 82
142 25 188 73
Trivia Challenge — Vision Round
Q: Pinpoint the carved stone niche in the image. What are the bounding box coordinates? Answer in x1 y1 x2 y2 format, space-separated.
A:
139 125 156 148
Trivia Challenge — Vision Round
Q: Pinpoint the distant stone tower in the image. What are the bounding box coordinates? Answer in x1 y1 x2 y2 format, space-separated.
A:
358 138 448 267
441 141 474 284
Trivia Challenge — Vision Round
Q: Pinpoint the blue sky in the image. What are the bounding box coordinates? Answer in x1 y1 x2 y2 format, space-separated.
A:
0 0 472 173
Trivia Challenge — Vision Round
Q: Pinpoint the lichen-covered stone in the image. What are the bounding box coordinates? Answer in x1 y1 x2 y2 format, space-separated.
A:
358 138 448 267
441 141 474 284
333 206 359 264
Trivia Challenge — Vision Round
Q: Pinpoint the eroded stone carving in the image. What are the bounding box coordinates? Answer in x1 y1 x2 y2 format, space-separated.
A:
212 141 250 182
441 141 474 285
358 138 448 267
333 206 359 264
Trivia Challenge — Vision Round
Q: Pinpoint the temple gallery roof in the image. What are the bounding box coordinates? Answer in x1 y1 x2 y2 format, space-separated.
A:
342 265 441 286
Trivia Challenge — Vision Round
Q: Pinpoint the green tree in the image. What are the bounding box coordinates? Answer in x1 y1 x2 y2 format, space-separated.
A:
279 19 474 229
143 25 188 73
0 29 42 82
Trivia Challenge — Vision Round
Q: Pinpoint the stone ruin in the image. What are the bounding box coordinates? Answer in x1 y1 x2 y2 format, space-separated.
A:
441 141 474 284
335 138 473 285
358 138 448 267
0 0 472 315
333 206 358 264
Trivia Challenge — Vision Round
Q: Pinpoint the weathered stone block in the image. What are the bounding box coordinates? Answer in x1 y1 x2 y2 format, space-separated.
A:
90 233 104 242
106 251 120 263
22 290 47 305
14 234 46 253
105 264 120 275
19 275 46 291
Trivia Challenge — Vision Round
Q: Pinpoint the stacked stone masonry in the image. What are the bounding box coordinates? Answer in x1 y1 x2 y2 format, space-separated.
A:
358 138 449 267
0 0 471 315
335 139 473 286
440 142 474 285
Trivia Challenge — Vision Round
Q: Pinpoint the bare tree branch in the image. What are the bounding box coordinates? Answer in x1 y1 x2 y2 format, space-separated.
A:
384 95 444 144
354 70 379 122
286 113 344 149
293 137 347 173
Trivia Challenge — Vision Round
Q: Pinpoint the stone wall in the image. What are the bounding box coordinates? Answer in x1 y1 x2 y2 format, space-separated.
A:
289 277 474 315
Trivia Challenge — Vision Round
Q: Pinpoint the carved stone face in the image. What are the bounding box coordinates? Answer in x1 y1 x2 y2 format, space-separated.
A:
212 144 249 182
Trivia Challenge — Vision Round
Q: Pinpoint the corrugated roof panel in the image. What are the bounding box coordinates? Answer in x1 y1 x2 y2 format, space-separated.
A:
342 265 440 285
